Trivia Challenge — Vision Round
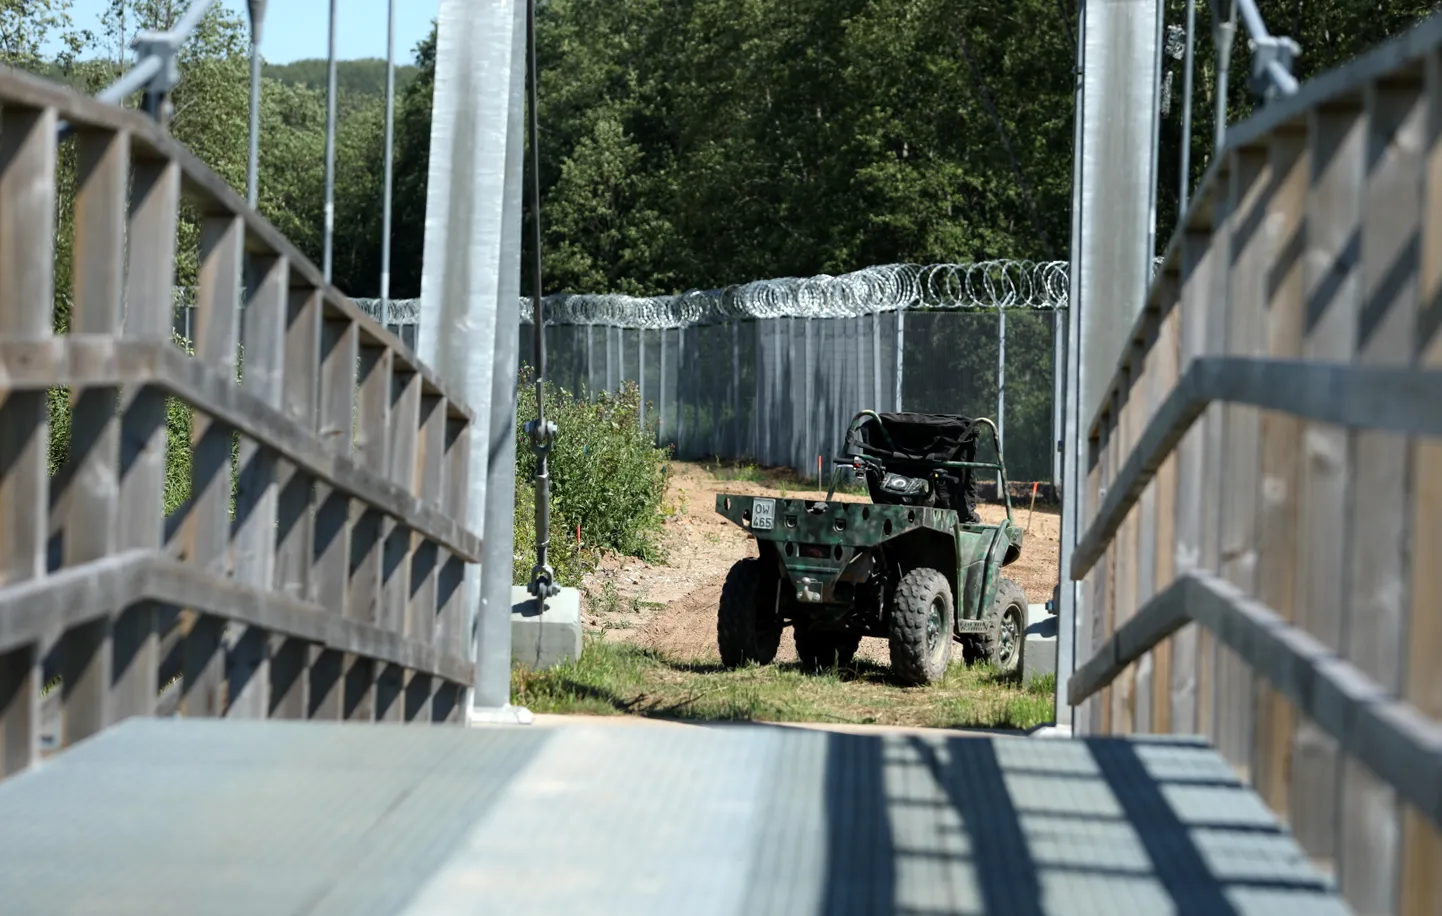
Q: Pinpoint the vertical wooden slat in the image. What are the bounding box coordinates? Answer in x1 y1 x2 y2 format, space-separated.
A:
1254 125 1309 818
0 105 57 776
1214 145 1270 780
1197 161 1235 744
1080 428 1106 736
1099 392 1121 734
226 254 288 718
346 343 392 721
1170 227 1213 735
1134 289 1172 734
269 286 321 720
380 367 421 723
1291 99 1366 876
181 214 243 717
1111 335 1149 736
1098 400 1116 735
1336 76 1424 913
1399 49 1442 916
114 152 181 735
275 288 320 599
437 413 471 723
52 128 127 744
405 393 447 723
308 316 357 720
1149 302 1181 735
439 415 471 657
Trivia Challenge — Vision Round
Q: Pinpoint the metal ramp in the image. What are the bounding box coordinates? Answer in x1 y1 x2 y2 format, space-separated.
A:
0 718 1346 915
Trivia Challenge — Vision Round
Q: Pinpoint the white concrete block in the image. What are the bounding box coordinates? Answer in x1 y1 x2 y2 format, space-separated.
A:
511 586 583 670
1023 603 1058 687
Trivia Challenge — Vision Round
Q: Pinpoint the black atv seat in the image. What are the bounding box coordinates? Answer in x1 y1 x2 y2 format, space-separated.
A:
844 412 980 519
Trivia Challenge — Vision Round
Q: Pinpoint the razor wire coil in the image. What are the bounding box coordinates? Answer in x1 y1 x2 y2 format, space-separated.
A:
353 260 1072 330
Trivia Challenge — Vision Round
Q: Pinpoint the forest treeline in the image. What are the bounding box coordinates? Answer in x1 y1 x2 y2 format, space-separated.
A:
9 0 1438 298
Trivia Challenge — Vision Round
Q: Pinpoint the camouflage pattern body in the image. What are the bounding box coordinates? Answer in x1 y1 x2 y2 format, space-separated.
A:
715 493 1023 637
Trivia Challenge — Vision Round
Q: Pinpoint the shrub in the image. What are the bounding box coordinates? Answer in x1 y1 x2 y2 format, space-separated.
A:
513 368 671 585
512 476 588 587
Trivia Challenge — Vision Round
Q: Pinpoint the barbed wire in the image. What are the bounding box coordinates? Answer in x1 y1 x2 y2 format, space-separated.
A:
180 257 1171 333
353 260 1072 330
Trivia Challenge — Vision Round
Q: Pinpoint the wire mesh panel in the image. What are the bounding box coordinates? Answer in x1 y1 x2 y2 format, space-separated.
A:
353 261 1069 483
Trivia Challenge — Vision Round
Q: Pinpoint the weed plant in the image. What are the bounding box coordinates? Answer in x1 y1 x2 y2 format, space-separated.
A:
514 368 672 585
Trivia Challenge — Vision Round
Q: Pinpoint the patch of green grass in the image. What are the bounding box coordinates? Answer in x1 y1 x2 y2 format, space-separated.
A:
705 458 871 498
706 459 768 483
513 638 1057 731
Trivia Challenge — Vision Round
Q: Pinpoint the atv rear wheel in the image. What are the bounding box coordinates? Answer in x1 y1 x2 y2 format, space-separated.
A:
888 567 954 686
983 578 1027 676
794 621 862 672
717 557 783 668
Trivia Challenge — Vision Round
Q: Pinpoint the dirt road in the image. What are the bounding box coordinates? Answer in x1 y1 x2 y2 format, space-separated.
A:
580 462 1060 666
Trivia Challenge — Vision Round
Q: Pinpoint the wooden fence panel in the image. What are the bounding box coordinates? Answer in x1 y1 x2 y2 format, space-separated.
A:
378 368 421 723
1068 19 1442 912
1197 159 1236 744
346 343 392 721
53 128 128 745
1214 145 1270 780
271 286 322 720
1290 99 1367 875
228 254 289 718
181 214 244 717
0 105 57 777
406 393 448 722
1169 229 1214 735
1148 290 1182 735
1253 125 1308 820
308 316 357 720
1334 74 1426 914
0 71 480 785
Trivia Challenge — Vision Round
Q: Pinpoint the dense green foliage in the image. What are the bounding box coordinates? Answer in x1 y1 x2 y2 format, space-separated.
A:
263 58 418 101
514 371 672 585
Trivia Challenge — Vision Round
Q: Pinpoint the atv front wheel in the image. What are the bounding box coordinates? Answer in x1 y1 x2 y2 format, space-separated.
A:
888 567 954 686
983 578 1028 676
794 622 862 672
717 557 783 668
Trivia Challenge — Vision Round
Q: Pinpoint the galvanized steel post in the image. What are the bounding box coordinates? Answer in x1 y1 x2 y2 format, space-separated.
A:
996 303 1005 496
894 310 904 411
380 0 397 327
322 0 337 282
473 0 529 713
1179 0 1196 214
245 1 265 209
1059 0 1165 733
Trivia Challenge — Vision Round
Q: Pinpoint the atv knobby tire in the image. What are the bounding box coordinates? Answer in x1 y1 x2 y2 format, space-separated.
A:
717 557 783 668
983 578 1027 676
888 567 954 686
794 622 862 672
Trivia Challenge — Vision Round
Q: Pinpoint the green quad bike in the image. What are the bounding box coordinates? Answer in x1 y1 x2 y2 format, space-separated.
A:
714 410 1028 686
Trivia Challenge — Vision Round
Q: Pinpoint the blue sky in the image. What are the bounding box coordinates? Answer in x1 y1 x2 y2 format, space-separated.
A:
54 0 440 64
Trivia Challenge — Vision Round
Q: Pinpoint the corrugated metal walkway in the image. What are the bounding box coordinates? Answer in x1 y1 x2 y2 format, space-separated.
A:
0 718 1349 915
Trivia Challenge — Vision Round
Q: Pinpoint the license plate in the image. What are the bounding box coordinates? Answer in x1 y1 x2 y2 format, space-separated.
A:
751 498 776 531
